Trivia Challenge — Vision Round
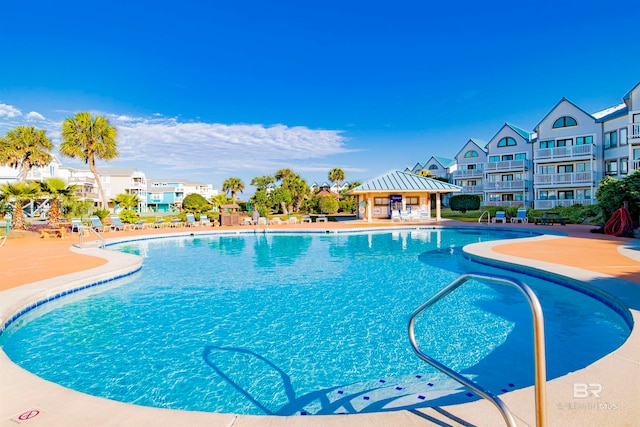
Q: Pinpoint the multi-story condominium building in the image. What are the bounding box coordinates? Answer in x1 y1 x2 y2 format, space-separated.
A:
533 98 602 209
452 139 487 202
484 123 534 207
146 179 186 213
405 156 456 181
623 82 640 174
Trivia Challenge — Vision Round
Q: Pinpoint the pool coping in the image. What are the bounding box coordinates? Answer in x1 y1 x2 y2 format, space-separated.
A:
1 226 638 426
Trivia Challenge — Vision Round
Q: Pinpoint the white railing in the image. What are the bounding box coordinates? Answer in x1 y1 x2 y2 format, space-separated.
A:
460 185 483 193
68 176 96 185
485 159 530 171
633 159 640 172
452 168 484 178
485 200 530 207
535 144 594 161
630 123 640 140
534 199 596 209
534 172 592 185
484 180 527 191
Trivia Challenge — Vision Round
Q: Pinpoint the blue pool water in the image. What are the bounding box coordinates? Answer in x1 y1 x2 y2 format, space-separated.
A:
1 229 631 415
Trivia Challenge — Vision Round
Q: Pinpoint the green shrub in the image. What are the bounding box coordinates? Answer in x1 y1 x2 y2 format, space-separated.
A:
91 208 110 221
450 194 481 213
119 209 139 224
318 195 339 214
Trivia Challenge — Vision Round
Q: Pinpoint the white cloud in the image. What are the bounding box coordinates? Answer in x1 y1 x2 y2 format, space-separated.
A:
25 111 46 121
0 103 22 118
112 115 353 175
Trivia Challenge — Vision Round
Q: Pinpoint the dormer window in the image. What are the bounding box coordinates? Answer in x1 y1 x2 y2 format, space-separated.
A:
428 164 439 170
497 137 516 147
552 116 577 129
464 150 479 158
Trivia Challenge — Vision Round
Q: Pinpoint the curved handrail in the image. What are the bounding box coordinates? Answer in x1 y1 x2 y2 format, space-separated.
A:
478 210 491 224
408 272 547 427
78 225 106 249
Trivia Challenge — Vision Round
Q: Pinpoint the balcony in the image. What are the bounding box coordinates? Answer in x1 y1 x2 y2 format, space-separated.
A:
452 168 484 178
534 199 595 210
533 172 593 186
68 176 96 185
534 144 595 162
485 159 530 172
630 123 640 141
485 200 531 207
632 159 640 173
460 185 483 193
75 191 100 200
484 180 527 192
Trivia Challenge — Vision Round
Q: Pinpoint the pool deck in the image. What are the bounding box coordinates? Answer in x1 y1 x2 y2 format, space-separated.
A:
1 220 639 426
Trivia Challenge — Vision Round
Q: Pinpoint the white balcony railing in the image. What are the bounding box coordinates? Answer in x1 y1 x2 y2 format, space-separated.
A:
630 123 640 140
485 159 530 171
452 168 484 178
68 176 96 185
535 144 595 161
484 180 527 191
633 159 640 172
533 172 593 185
485 200 531 207
460 185 483 193
534 199 596 209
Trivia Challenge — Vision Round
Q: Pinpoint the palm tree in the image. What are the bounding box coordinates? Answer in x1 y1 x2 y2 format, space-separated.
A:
0 182 40 230
275 168 295 182
0 126 53 182
60 112 119 208
38 178 78 227
110 193 141 210
222 177 245 204
329 167 345 194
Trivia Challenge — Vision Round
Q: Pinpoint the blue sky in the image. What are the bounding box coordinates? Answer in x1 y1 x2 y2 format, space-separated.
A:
1 0 638 195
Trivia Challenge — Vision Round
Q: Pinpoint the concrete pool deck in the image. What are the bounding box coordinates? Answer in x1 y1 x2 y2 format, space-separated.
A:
1 220 639 426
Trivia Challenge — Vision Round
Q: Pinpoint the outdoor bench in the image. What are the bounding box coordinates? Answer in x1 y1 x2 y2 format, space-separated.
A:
534 212 566 226
40 228 67 239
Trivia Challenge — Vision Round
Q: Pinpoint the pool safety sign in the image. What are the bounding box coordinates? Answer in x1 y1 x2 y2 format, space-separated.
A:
10 408 43 424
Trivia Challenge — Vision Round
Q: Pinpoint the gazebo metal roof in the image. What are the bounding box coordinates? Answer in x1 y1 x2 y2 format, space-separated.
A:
348 170 462 193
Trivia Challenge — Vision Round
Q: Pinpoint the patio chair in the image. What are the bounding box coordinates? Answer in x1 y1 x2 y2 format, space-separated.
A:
390 210 401 222
185 213 197 227
301 215 312 223
400 210 410 221
132 220 148 230
511 208 528 224
169 218 183 227
200 215 211 227
287 216 299 224
110 216 131 231
492 211 507 224
70 218 83 233
269 217 283 225
89 215 112 232
316 215 328 223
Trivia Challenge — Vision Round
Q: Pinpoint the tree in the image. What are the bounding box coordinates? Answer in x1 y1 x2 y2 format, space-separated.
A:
270 187 292 214
38 178 78 227
596 171 640 225
329 167 345 193
251 175 275 191
182 193 211 213
0 126 53 182
0 182 40 230
222 177 244 204
60 112 119 208
275 168 295 182
110 193 141 210
318 195 339 214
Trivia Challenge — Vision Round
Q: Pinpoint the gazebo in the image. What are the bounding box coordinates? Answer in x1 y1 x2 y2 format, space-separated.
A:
346 170 462 222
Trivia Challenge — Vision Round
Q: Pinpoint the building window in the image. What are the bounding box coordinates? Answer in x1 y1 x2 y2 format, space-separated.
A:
539 165 554 174
497 137 516 147
557 138 571 147
576 135 593 145
489 155 500 162
502 174 514 181
577 189 591 200
604 131 618 149
468 180 477 186
620 128 628 146
557 165 573 173
502 154 514 161
428 164 439 170
374 198 387 205
514 153 527 160
558 191 574 200
406 197 419 205
502 194 514 201
464 150 478 158
539 140 554 148
552 116 577 128
576 162 591 172
621 158 628 174
605 160 618 175
467 164 477 170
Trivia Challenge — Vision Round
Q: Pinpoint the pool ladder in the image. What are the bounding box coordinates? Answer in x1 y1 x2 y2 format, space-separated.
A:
77 225 106 249
408 272 547 427
478 210 491 224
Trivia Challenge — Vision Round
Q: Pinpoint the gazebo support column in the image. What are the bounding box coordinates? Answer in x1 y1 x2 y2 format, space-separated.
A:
435 193 441 221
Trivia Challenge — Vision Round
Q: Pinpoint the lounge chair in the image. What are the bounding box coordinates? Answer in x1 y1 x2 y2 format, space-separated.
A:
269 217 283 225
200 215 211 227
511 208 528 224
132 220 147 230
0 235 6 247
409 210 421 222
110 216 130 231
420 207 430 221
390 210 401 222
492 211 507 224
301 215 312 223
169 218 183 227
89 215 112 232
185 213 197 227
287 216 299 224
316 215 328 223
71 218 83 233
400 210 410 221
243 217 256 226
257 217 268 225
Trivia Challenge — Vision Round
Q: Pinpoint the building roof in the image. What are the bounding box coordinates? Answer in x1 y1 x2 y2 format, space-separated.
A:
454 139 488 159
593 103 628 122
623 81 640 102
505 123 533 142
347 170 462 194
431 156 456 169
534 97 596 131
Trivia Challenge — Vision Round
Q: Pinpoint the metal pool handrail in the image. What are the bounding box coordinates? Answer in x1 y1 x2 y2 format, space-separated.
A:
478 210 491 224
408 272 547 427
78 225 106 249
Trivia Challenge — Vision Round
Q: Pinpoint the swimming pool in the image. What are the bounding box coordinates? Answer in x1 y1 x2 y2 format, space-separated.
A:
0 228 631 416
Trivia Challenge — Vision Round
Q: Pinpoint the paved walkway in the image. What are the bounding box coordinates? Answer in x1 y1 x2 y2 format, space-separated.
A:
1 220 639 426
